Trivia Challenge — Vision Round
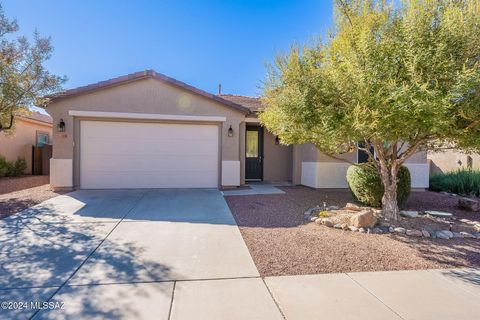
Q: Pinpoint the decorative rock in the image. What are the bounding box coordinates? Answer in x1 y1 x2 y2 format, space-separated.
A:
322 219 334 227
372 209 383 216
378 226 390 233
350 210 378 228
341 224 349 230
406 229 423 237
400 211 418 218
394 227 406 234
358 228 366 233
345 203 362 211
314 218 323 225
333 224 343 229
452 232 464 238
475 233 480 239
348 226 359 232
458 197 480 212
460 232 475 238
327 205 340 211
425 211 453 218
421 230 430 238
389 226 395 233
373 227 383 234
310 216 318 222
436 230 453 239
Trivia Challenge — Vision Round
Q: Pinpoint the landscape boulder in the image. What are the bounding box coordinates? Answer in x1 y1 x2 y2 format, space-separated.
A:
345 203 362 211
400 210 418 218
458 197 480 212
349 209 377 228
406 229 423 237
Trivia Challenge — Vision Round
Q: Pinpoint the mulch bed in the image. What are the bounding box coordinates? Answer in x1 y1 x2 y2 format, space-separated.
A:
225 187 480 277
0 184 66 219
0 175 49 195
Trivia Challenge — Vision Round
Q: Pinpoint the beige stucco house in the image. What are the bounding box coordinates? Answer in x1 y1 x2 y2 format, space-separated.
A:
0 112 52 174
43 70 429 191
428 149 480 173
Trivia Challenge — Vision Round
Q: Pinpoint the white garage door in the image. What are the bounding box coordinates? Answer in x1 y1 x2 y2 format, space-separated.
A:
80 121 219 189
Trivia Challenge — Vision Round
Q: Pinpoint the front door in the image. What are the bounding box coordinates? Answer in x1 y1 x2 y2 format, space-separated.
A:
245 126 263 180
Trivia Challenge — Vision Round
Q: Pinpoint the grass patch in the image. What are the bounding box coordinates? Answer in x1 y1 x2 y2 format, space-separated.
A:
429 169 480 197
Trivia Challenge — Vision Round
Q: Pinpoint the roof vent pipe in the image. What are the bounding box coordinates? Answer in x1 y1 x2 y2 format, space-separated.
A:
218 84 222 95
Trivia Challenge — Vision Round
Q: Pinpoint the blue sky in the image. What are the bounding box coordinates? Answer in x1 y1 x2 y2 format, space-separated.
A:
3 0 333 97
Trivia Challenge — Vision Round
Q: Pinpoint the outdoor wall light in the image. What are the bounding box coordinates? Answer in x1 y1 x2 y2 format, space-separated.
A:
58 119 66 132
275 136 280 145
228 125 234 137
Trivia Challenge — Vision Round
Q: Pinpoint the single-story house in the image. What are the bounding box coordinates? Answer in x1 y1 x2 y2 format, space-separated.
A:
0 112 53 174
428 149 480 174
43 70 429 191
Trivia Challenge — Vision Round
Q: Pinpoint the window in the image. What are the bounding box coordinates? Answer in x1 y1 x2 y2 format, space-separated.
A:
36 132 49 147
467 156 473 169
246 130 259 157
357 142 374 163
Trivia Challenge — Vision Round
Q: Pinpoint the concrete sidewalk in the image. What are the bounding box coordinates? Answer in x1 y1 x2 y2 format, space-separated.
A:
1 190 479 319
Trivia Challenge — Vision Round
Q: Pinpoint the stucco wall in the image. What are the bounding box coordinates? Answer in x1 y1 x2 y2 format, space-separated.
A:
46 78 246 188
294 143 429 188
0 118 52 174
263 131 293 182
428 149 480 173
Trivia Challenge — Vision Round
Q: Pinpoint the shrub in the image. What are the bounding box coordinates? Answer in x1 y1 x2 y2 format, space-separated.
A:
0 155 27 177
429 169 480 197
347 163 411 208
0 156 9 177
10 158 27 176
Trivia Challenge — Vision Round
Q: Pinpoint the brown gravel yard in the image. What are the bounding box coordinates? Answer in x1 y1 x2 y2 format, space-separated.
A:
0 184 65 219
225 187 480 277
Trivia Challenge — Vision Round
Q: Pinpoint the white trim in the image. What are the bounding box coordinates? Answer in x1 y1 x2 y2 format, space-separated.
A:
301 162 350 188
50 158 73 188
221 161 241 186
404 163 429 188
245 117 260 123
69 110 227 122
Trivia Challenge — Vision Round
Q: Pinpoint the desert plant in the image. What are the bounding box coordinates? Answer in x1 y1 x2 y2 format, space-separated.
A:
0 155 9 177
0 156 27 177
347 163 411 208
10 158 27 176
430 169 480 197
260 0 480 220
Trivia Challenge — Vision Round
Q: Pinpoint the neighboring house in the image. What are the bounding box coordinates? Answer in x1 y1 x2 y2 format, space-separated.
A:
0 112 53 174
428 149 480 173
43 70 429 191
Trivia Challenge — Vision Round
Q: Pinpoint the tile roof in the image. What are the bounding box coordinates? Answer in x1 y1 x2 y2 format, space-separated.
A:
218 94 263 112
44 70 251 114
18 112 53 125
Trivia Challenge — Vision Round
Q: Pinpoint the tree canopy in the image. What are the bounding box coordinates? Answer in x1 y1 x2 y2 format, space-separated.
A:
260 0 480 219
0 4 65 131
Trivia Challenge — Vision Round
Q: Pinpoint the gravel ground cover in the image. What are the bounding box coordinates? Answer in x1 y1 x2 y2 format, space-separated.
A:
0 184 65 219
225 187 480 276
0 175 49 195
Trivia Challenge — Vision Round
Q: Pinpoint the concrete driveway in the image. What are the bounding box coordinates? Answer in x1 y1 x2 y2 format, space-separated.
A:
1 189 479 319
0 189 281 319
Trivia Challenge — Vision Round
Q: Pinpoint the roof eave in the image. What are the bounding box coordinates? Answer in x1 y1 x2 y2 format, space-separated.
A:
43 70 251 115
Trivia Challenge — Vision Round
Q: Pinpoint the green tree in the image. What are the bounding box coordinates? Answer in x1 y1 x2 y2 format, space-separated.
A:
260 0 480 220
0 4 65 131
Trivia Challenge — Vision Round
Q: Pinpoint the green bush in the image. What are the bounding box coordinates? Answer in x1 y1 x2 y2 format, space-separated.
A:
429 169 480 197
0 156 9 177
0 155 27 177
347 163 411 208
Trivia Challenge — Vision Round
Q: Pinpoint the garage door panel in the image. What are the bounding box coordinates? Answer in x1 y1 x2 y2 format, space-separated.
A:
83 155 219 171
84 141 217 157
80 121 219 189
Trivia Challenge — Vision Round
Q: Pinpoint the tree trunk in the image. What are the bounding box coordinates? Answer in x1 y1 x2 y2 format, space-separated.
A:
379 163 400 221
